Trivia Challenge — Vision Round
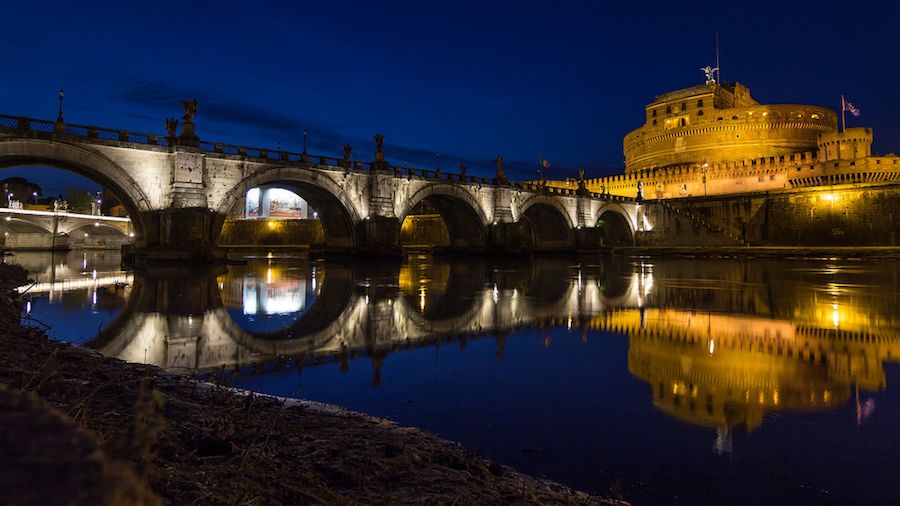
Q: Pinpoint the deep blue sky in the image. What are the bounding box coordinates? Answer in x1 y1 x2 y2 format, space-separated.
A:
2 0 898 195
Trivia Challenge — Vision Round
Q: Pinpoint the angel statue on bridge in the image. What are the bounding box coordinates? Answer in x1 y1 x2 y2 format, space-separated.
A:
181 99 198 124
342 144 353 160
373 134 386 163
165 118 178 138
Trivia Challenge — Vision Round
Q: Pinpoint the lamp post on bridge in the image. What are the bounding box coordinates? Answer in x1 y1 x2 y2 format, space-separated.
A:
32 192 38 205
57 89 65 123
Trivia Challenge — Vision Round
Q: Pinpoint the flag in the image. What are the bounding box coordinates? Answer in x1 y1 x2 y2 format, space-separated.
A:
542 159 551 169
842 97 861 117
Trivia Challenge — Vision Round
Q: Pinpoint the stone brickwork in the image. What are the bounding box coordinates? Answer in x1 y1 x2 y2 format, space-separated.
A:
661 183 900 246
217 219 325 247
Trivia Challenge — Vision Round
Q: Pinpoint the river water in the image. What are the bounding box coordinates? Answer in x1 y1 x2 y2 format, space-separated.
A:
14 250 900 504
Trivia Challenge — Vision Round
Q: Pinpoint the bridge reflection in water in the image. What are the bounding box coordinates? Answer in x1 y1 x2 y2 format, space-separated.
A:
24 253 887 438
17 251 900 502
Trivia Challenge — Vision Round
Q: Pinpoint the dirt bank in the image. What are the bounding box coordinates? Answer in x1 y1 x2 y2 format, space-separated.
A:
0 263 622 505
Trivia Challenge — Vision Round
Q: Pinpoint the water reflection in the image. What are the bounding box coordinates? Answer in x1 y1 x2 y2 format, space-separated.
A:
14 251 130 343
19 253 900 424
31 254 889 431
220 261 319 333
16 251 900 502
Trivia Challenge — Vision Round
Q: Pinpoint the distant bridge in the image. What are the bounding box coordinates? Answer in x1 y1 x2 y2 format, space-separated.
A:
0 112 738 261
0 208 132 249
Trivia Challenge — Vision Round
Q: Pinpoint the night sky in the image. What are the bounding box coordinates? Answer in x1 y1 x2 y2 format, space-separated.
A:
2 0 898 196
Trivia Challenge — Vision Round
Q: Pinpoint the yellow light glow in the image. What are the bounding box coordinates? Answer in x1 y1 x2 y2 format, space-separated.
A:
773 391 780 405
709 338 715 355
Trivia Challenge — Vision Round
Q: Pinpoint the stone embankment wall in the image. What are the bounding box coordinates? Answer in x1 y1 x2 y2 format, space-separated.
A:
661 183 900 246
217 219 325 246
399 214 449 247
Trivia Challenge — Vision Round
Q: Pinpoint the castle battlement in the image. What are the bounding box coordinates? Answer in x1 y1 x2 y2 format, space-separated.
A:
623 82 838 173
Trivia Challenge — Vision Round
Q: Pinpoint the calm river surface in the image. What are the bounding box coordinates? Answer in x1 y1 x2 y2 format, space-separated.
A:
14 250 900 505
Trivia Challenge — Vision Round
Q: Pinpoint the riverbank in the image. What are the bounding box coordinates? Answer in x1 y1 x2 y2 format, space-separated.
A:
0 263 620 505
607 245 900 259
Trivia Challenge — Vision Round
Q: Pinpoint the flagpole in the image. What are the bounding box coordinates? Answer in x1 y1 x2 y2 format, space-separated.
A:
841 95 846 133
715 30 720 83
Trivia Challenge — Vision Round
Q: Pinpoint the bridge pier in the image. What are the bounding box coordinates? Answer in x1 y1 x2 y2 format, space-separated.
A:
359 216 401 255
125 208 223 265
574 227 604 250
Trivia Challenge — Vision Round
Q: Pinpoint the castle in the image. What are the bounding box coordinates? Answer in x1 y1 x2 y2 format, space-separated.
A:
549 80 899 200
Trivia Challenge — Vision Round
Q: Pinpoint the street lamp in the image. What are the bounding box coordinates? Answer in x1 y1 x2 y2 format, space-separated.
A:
57 89 65 122
32 191 38 205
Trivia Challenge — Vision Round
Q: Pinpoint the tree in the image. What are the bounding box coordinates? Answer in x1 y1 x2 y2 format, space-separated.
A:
66 188 94 214
0 177 42 205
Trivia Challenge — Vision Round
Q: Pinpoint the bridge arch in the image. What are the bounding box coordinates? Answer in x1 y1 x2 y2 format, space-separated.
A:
399 183 488 250
0 216 53 234
594 203 636 246
215 167 363 249
0 139 152 241
516 194 575 250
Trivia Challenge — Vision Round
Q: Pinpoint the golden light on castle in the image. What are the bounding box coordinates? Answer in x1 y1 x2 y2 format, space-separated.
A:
544 78 899 205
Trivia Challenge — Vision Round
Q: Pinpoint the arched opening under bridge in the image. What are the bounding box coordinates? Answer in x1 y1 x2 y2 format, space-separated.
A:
215 168 361 251
399 186 487 252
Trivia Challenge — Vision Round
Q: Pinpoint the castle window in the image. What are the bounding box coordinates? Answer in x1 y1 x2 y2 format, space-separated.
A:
652 119 657 125
666 105 672 114
698 110 704 116
732 115 738 120
697 99 704 107
811 113 820 119
681 102 687 110
652 109 657 117
680 118 686 126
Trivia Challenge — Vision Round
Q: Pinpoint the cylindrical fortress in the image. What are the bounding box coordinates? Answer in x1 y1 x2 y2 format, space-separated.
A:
623 83 838 173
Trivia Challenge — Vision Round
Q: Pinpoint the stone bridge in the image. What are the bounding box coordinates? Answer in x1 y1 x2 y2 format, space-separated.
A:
0 113 671 261
0 208 132 249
